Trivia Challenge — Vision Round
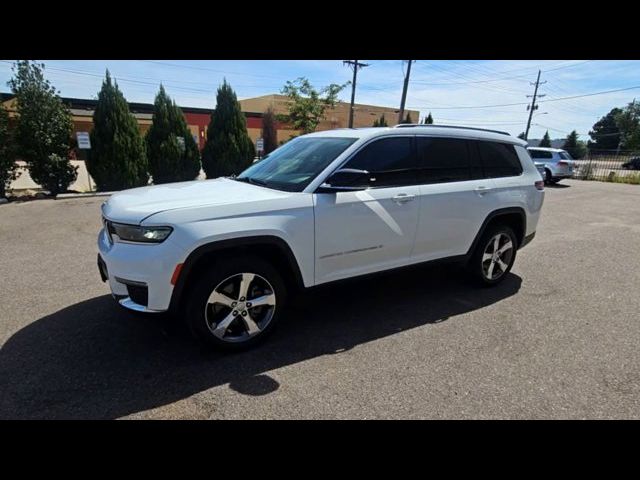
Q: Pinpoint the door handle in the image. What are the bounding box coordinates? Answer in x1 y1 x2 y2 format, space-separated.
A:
474 185 492 195
392 193 415 204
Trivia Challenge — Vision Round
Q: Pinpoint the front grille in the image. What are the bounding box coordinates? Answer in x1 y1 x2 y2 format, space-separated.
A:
126 284 149 307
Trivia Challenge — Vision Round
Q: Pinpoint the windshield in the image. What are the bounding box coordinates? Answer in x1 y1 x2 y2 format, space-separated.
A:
236 136 358 192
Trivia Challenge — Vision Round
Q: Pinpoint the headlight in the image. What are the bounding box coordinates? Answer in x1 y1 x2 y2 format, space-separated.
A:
106 221 173 244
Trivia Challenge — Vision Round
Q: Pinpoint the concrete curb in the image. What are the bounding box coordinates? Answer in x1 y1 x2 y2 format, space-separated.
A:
0 198 8 205
56 192 115 199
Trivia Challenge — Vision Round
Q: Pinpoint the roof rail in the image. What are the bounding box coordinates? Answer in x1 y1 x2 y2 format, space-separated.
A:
393 123 511 136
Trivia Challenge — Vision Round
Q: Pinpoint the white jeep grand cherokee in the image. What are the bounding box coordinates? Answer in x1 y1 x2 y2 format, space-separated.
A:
98 125 545 350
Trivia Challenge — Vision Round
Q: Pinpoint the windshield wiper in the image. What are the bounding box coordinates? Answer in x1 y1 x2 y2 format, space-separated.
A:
235 176 268 187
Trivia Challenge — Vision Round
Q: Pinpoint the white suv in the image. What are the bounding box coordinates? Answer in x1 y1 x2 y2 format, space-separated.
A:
527 147 575 184
97 125 545 350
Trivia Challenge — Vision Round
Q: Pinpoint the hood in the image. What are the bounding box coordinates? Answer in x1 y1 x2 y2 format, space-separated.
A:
101 178 294 224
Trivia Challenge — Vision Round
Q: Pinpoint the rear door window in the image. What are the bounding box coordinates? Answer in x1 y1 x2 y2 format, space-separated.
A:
528 149 553 159
416 137 471 184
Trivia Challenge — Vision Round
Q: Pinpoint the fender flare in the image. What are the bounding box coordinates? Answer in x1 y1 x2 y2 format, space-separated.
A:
465 207 527 257
168 235 305 313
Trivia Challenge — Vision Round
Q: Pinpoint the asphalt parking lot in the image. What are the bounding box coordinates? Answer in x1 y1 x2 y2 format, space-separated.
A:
1 180 639 419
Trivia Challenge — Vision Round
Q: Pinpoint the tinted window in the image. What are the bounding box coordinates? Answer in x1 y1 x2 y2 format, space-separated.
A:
416 137 470 183
479 142 523 178
559 151 573 160
528 149 553 159
345 137 417 187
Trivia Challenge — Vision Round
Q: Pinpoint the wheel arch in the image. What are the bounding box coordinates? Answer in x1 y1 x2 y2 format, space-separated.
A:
466 207 527 257
169 235 305 314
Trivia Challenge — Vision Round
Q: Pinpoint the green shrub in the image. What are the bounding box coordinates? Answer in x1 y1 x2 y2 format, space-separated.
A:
146 85 201 184
8 60 77 194
202 80 255 178
88 71 148 191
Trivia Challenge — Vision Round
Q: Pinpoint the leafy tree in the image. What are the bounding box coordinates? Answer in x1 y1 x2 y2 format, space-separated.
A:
202 80 255 178
372 113 388 127
146 85 200 184
87 71 148 191
562 130 587 159
261 107 278 154
588 108 622 152
424 112 433 124
0 103 19 197
280 77 347 134
8 60 77 194
615 101 640 152
539 130 552 147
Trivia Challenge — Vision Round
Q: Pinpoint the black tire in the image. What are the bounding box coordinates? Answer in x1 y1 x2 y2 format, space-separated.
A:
544 168 554 185
468 224 518 287
184 255 287 351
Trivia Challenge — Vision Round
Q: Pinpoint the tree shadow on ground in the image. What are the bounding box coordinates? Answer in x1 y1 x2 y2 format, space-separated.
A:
0 264 521 419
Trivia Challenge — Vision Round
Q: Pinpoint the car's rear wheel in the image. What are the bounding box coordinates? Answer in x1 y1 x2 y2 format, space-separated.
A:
544 168 558 185
469 225 517 286
184 255 287 351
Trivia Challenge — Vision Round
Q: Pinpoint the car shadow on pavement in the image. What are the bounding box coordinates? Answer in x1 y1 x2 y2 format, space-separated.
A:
0 264 521 419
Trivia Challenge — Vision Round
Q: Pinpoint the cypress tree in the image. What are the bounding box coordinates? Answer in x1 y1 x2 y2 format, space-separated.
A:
202 80 255 178
562 130 587 159
424 112 433 124
372 114 388 127
539 130 552 147
146 85 201 184
262 107 278 155
88 71 148 191
8 60 77 195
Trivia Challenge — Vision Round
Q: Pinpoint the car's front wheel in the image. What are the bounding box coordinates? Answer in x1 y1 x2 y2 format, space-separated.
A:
468 225 517 286
184 255 287 351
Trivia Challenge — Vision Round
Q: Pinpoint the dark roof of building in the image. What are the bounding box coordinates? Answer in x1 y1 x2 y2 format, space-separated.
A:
0 92 263 118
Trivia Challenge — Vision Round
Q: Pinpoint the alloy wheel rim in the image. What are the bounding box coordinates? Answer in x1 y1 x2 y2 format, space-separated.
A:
481 233 514 281
205 272 276 343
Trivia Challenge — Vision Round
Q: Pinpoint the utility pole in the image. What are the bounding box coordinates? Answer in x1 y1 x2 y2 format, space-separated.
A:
398 60 414 124
524 70 546 141
343 60 369 128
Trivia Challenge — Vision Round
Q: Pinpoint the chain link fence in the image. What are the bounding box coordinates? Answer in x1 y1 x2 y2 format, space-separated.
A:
573 152 640 184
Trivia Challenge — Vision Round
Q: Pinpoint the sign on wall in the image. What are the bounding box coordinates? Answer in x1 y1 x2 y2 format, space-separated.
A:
256 138 264 152
76 131 91 149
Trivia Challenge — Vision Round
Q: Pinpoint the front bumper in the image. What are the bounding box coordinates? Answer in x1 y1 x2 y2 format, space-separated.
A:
97 227 184 312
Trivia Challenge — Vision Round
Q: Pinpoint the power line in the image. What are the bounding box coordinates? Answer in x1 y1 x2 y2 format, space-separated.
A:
408 85 640 110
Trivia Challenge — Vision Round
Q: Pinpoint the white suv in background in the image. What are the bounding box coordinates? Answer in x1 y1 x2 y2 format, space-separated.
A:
527 147 575 184
98 125 545 350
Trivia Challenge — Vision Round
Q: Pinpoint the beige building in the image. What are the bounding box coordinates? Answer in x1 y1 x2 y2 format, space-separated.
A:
239 94 419 140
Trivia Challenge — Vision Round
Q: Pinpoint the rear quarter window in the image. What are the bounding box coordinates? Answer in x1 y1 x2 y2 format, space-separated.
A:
478 141 523 178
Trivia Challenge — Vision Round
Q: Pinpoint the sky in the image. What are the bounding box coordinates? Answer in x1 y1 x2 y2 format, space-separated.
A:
1 59 639 140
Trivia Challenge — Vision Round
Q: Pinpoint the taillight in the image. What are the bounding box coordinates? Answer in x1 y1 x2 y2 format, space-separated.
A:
535 180 545 191
557 161 568 166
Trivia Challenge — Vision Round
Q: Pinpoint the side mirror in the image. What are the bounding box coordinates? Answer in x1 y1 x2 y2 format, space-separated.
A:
317 168 370 192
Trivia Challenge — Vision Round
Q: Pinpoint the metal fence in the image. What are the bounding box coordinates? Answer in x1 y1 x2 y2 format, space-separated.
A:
572 154 640 184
